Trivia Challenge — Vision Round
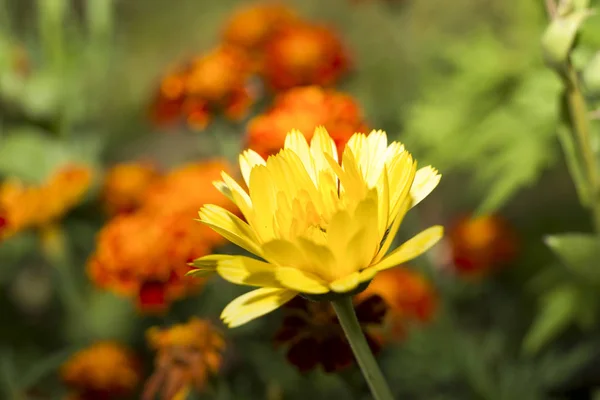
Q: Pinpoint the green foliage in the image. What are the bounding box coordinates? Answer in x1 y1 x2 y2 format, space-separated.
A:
402 25 562 213
546 233 600 284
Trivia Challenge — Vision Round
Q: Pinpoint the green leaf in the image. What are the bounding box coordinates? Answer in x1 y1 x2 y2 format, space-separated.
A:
523 284 579 354
545 233 600 284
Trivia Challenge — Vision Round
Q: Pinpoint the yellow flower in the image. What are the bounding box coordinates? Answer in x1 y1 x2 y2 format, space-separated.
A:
190 127 443 327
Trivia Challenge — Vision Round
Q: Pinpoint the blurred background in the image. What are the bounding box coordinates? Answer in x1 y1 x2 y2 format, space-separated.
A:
2 0 600 399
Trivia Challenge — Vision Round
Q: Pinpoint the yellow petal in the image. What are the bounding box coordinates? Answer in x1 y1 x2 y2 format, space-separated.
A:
284 129 316 183
221 172 253 218
374 196 411 263
275 267 329 294
199 205 262 256
296 237 336 279
347 130 388 187
192 254 280 287
221 287 297 328
248 166 277 242
310 126 338 172
370 225 444 272
239 149 266 187
329 271 360 293
411 166 440 208
213 180 233 202
262 239 306 268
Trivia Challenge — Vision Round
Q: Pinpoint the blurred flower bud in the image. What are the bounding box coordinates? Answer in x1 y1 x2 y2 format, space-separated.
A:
542 10 592 68
583 51 600 95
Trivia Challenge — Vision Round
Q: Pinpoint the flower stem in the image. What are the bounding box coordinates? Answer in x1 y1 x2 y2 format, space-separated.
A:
564 64 600 232
331 296 394 400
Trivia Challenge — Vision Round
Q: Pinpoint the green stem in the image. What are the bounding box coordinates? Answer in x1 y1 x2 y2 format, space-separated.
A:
565 64 600 232
331 296 394 400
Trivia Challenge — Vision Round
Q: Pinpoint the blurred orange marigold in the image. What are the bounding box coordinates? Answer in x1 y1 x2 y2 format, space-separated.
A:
263 22 350 90
448 214 517 277
0 165 92 240
151 46 255 130
61 341 140 400
246 85 368 158
102 162 160 215
89 160 236 312
142 159 237 249
358 267 437 340
222 2 297 70
88 211 209 313
143 318 225 400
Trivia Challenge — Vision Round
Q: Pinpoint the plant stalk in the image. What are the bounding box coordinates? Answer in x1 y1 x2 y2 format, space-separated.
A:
331 296 394 400
564 64 600 232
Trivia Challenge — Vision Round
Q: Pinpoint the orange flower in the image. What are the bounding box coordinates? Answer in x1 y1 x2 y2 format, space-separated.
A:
61 341 141 400
246 86 368 158
102 162 160 215
143 160 237 248
87 209 209 313
448 214 517 277
143 318 225 400
151 46 255 130
222 2 297 71
0 165 92 240
263 22 350 90
88 160 236 312
358 267 437 340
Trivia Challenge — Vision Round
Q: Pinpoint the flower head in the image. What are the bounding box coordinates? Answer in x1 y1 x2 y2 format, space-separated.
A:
88 211 209 313
190 127 443 327
143 318 225 400
61 341 140 400
274 295 386 372
0 165 92 240
358 267 437 340
263 22 350 90
151 46 255 130
222 2 297 70
89 161 235 312
102 162 160 215
448 214 517 277
246 86 368 158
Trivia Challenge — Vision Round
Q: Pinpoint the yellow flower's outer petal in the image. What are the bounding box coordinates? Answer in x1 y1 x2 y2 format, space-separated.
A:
239 149 266 187
191 254 281 287
199 205 262 256
221 287 298 328
329 271 361 293
411 166 441 208
358 267 378 283
370 225 444 273
213 180 234 202
376 167 390 241
374 196 411 263
221 172 253 218
387 154 416 217
275 267 329 294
